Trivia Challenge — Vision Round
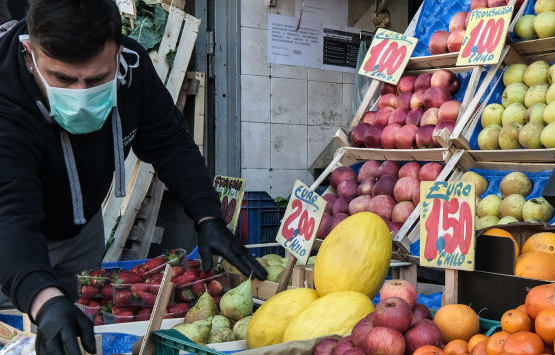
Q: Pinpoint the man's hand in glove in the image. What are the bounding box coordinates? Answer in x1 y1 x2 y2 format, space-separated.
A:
197 218 267 280
34 295 96 355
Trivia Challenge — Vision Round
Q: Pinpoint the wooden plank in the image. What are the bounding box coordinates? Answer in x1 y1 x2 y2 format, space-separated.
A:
350 80 380 130
405 52 459 71
152 226 165 244
187 71 206 148
342 147 448 163
291 265 305 288
399 264 418 289
309 148 346 190
468 149 555 163
163 0 186 10
333 129 350 148
276 254 296 294
443 269 459 305
155 6 185 81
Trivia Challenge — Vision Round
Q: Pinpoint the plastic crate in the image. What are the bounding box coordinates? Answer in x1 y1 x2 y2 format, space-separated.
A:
237 191 286 257
153 329 229 355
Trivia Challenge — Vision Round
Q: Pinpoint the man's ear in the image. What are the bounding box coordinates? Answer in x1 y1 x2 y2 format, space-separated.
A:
21 41 34 73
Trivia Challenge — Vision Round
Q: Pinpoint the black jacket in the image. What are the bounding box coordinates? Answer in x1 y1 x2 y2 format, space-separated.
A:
0 21 222 313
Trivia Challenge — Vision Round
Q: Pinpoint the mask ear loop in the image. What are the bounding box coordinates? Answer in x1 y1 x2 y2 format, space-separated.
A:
118 48 140 87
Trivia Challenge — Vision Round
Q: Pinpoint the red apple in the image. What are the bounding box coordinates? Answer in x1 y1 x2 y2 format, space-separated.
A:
343 349 365 355
438 100 461 122
358 160 381 182
349 195 374 215
323 194 337 214
395 124 418 149
488 0 506 7
412 304 433 326
428 31 449 55
388 109 409 126
398 76 416 93
316 212 332 239
373 175 397 197
331 166 357 188
416 125 437 148
398 162 421 181
380 279 418 308
413 188 420 206
471 0 488 10
333 197 351 215
365 327 406 355
381 123 402 149
377 93 397 109
406 109 424 126
351 123 371 147
381 82 397 95
364 125 384 148
415 73 432 92
362 111 377 125
424 87 452 109
392 201 415 223
375 107 395 126
410 90 426 110
404 320 444 354
357 178 375 196
314 338 339 355
352 313 375 350
447 30 465 53
449 11 468 32
332 341 355 355
330 213 349 231
374 297 413 333
420 162 443 181
394 176 420 202
369 195 396 221
431 69 460 94
395 92 412 111
376 161 400 179
465 11 472 28
337 179 358 199
386 220 403 235
421 108 440 126
433 121 456 147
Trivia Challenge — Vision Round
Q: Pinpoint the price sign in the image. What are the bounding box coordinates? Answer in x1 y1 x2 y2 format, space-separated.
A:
213 176 245 234
420 181 476 271
276 180 326 265
116 0 136 17
456 6 513 66
358 28 418 85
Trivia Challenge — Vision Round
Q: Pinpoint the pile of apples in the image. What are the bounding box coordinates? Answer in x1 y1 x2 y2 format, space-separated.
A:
428 0 524 55
477 61 555 150
514 0 555 40
352 70 461 150
316 160 443 239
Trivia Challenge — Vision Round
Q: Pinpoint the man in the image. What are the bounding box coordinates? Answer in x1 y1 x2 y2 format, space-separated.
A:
0 0 266 354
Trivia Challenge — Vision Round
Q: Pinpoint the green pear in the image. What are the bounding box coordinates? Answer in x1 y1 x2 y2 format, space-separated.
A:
504 63 527 86
519 122 544 149
522 198 555 222
527 103 547 125
498 216 519 224
219 277 253 321
546 85 555 104
185 292 218 324
265 264 284 282
221 260 241 275
514 15 537 40
478 125 501 150
308 256 317 264
502 83 529 107
256 257 269 268
232 316 251 340
212 315 232 329
499 122 523 149
535 0 555 13
481 103 504 128
543 102 555 124
265 259 282 267
534 12 555 38
476 215 500 230
461 171 489 196
523 61 550 86
549 64 555 85
499 194 526 220
173 319 212 344
477 194 502 218
541 121 555 148
502 103 527 126
525 84 549 108
500 172 532 198
262 254 283 263
208 327 235 344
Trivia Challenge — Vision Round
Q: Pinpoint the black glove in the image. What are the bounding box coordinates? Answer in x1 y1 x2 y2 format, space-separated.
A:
34 296 96 355
197 218 267 280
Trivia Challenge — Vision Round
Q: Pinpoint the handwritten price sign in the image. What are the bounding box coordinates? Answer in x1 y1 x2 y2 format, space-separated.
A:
358 28 418 85
456 6 513 66
420 181 476 271
276 180 326 264
213 176 245 234
115 0 136 17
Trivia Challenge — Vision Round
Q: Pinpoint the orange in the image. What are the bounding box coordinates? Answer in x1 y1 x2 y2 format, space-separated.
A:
535 308 555 345
413 345 445 355
525 284 555 319
486 331 511 355
516 304 528 315
501 309 532 333
522 233 555 255
502 331 544 355
483 228 520 259
445 340 470 355
469 334 489 352
434 304 480 342
472 341 487 355
515 252 555 281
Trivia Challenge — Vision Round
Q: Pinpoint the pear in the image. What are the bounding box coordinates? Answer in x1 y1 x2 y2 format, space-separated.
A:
541 121 555 148
256 257 269 268
477 125 501 150
220 277 253 321
522 198 555 222
514 15 537 40
525 84 549 108
504 63 527 86
173 319 212 344
500 172 532 198
185 292 218 324
523 61 550 86
477 194 502 218
265 259 283 267
527 103 547 125
519 122 544 149
212 315 232 329
499 194 526 221
549 64 555 85
307 255 317 265
208 327 235 344
262 254 283 263
221 259 241 274
545 101 555 124
476 215 500 230
498 216 519 224
547 85 555 104
233 316 251 340
266 264 284 282
502 83 528 107
499 122 522 150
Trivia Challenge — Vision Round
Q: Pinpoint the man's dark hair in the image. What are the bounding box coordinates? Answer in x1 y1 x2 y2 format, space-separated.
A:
27 0 122 62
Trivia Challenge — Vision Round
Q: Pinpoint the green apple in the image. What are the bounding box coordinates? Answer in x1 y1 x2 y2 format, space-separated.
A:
528 103 547 125
523 61 550 86
475 215 500 230
534 11 555 38
502 103 528 126
477 194 502 218
541 121 555 147
503 63 527 86
525 84 549 107
519 122 545 148
502 83 529 107
481 103 504 128
547 84 555 104
514 15 537 40
544 101 555 124
535 0 555 14
499 194 526 220
478 125 501 150
498 216 519 224
549 64 555 85
499 122 523 149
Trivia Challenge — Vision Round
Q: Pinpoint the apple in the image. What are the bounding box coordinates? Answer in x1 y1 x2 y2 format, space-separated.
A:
388 109 409 126
535 12 555 38
374 297 413 333
394 176 420 202
322 194 336 214
369 195 396 221
332 197 351 215
395 92 413 111
406 109 424 126
404 320 444 355
420 163 443 181
376 107 395 126
373 175 398 197
415 73 432 91
349 195 374 215
471 0 488 9
428 31 449 55
416 125 437 148
514 15 537 40
488 0 506 7
398 162 421 181
527 103 547 125
364 125 384 148
398 76 416 93
386 220 403 235
540 121 555 148
357 178 375 196
502 83 528 107
332 340 355 355
499 122 523 150
380 279 418 308
547 84 555 104
392 201 415 224
352 313 375 350
503 63 527 86
362 111 377 125
501 102 527 126
447 30 465 53
535 0 555 13
337 179 358 199
395 124 418 149
381 124 402 149
525 84 549 108
358 160 381 182
465 11 472 28
477 124 501 150
432 121 455 147
438 100 461 122
413 188 421 206
549 64 555 84
424 87 452 109
410 90 427 110
421 108 440 126
377 93 397 109
316 213 332 240
412 304 432 325
523 61 550 87
449 12 468 32
351 123 371 147
376 161 400 179
314 338 339 355
381 82 397 95
365 327 406 355
481 103 504 128
431 69 460 94
331 166 357 188
545 101 555 124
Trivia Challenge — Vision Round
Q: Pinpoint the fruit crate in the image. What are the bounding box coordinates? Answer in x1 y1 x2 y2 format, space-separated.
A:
508 0 555 45
152 329 229 355
75 302 102 322
237 191 286 257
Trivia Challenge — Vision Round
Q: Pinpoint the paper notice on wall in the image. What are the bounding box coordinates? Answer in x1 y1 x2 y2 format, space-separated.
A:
295 0 348 26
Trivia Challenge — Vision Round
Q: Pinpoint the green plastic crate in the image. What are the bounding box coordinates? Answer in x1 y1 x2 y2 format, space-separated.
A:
152 329 228 355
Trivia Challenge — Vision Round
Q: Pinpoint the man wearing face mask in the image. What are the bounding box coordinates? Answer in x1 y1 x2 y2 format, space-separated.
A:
0 0 267 354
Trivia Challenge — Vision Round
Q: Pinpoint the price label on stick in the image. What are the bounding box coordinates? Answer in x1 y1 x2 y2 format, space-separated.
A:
276 180 326 265
456 6 513 66
358 28 418 85
213 176 245 234
420 181 476 271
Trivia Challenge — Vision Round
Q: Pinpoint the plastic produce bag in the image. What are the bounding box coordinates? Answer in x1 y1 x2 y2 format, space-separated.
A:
0 336 35 355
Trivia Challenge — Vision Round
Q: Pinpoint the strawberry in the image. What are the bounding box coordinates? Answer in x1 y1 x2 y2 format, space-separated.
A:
191 282 206 297
151 273 163 282
114 271 143 284
174 272 197 288
131 264 146 276
80 285 99 298
101 284 113 299
165 249 182 266
90 269 109 287
131 283 149 298
187 259 201 269
114 312 134 323
88 302 101 316
167 303 190 318
112 306 134 315
172 266 185 277
207 280 223 297
136 308 153 321
94 314 104 326
77 271 91 286
115 290 133 306
144 257 164 271
77 297 94 305
213 295 222 308
141 293 157 307
102 301 113 314
147 282 160 293
200 271 216 279
177 289 195 302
